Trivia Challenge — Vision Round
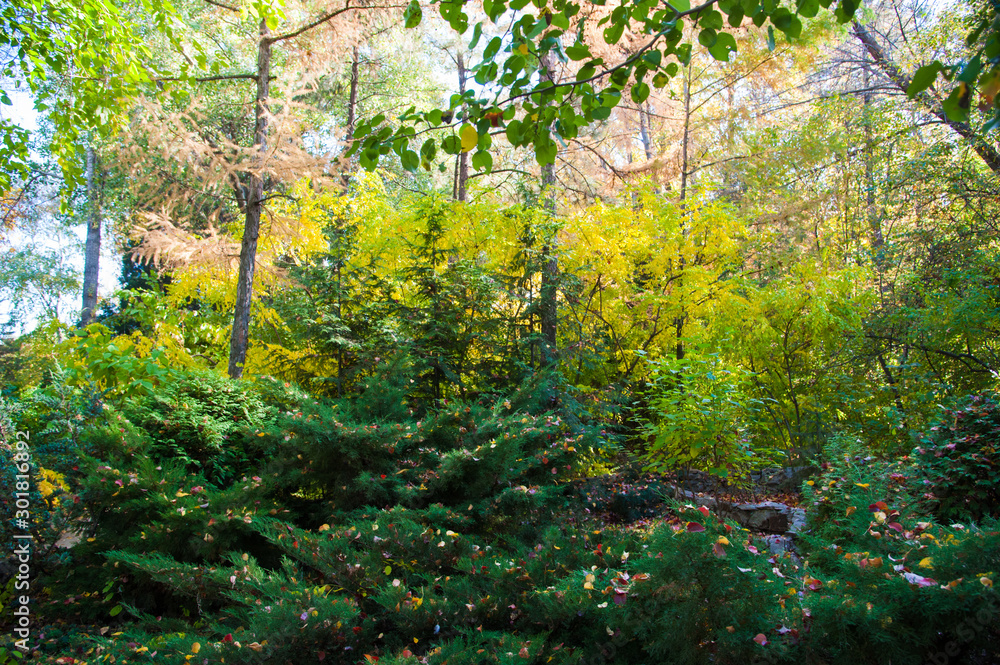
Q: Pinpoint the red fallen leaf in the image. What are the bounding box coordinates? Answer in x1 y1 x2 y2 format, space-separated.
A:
887 522 903 533
754 633 768 646
699 505 710 518
318 652 326 662
724 523 732 533
613 590 627 605
401 649 413 658
222 633 233 643
713 543 726 558
519 647 531 658
868 501 889 512
687 522 706 532
747 545 760 555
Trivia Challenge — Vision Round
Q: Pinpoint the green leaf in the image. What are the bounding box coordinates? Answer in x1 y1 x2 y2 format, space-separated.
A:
442 135 462 154
666 0 690 12
506 119 523 144
631 82 650 104
565 43 591 61
942 83 971 122
469 22 483 49
708 31 737 61
767 25 775 51
404 0 422 28
484 36 502 61
576 64 597 81
110 605 123 617
698 28 718 48
472 149 493 172
534 137 557 165
604 21 625 44
796 0 819 18
907 61 943 96
957 55 983 84
400 149 420 172
700 10 724 30
591 106 612 120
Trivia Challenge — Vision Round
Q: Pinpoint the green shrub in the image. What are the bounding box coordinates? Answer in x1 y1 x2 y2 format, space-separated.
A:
122 370 274 486
911 391 1000 521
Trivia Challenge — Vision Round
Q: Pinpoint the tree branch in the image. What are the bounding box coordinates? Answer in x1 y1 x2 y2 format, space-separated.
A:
268 2 406 44
852 20 1000 184
203 0 239 11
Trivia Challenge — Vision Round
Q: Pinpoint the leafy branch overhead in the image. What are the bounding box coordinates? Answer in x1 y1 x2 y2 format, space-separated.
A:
349 0 862 171
904 3 1000 132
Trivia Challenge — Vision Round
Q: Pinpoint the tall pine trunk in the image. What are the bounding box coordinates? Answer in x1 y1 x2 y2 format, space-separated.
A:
228 19 271 379
341 46 359 190
538 54 558 366
454 52 469 201
80 145 101 326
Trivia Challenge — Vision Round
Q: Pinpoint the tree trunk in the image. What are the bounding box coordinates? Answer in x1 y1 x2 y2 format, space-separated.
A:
861 47 884 253
675 62 693 362
639 102 654 161
80 145 101 326
539 53 558 366
455 52 469 201
341 45 360 190
228 19 271 379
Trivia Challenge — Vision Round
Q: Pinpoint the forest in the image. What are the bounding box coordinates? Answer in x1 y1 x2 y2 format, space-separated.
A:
0 0 999 662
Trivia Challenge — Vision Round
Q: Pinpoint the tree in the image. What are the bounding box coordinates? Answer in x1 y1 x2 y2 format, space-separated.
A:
351 0 864 175
0 0 179 190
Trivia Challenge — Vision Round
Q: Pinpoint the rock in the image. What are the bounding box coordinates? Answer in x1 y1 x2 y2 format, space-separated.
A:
763 534 795 554
764 466 818 492
720 501 792 533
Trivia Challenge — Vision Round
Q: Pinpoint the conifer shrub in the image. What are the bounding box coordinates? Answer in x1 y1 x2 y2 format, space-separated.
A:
911 391 1000 521
796 437 1000 663
122 369 274 486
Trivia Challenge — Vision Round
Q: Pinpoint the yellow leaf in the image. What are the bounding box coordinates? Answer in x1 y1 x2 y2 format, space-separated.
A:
806 480 814 486
176 490 189 497
517 43 529 55
846 506 856 517
318 524 330 532
981 576 993 588
191 643 201 654
460 124 478 153
918 557 934 569
716 536 730 545
855 483 870 488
